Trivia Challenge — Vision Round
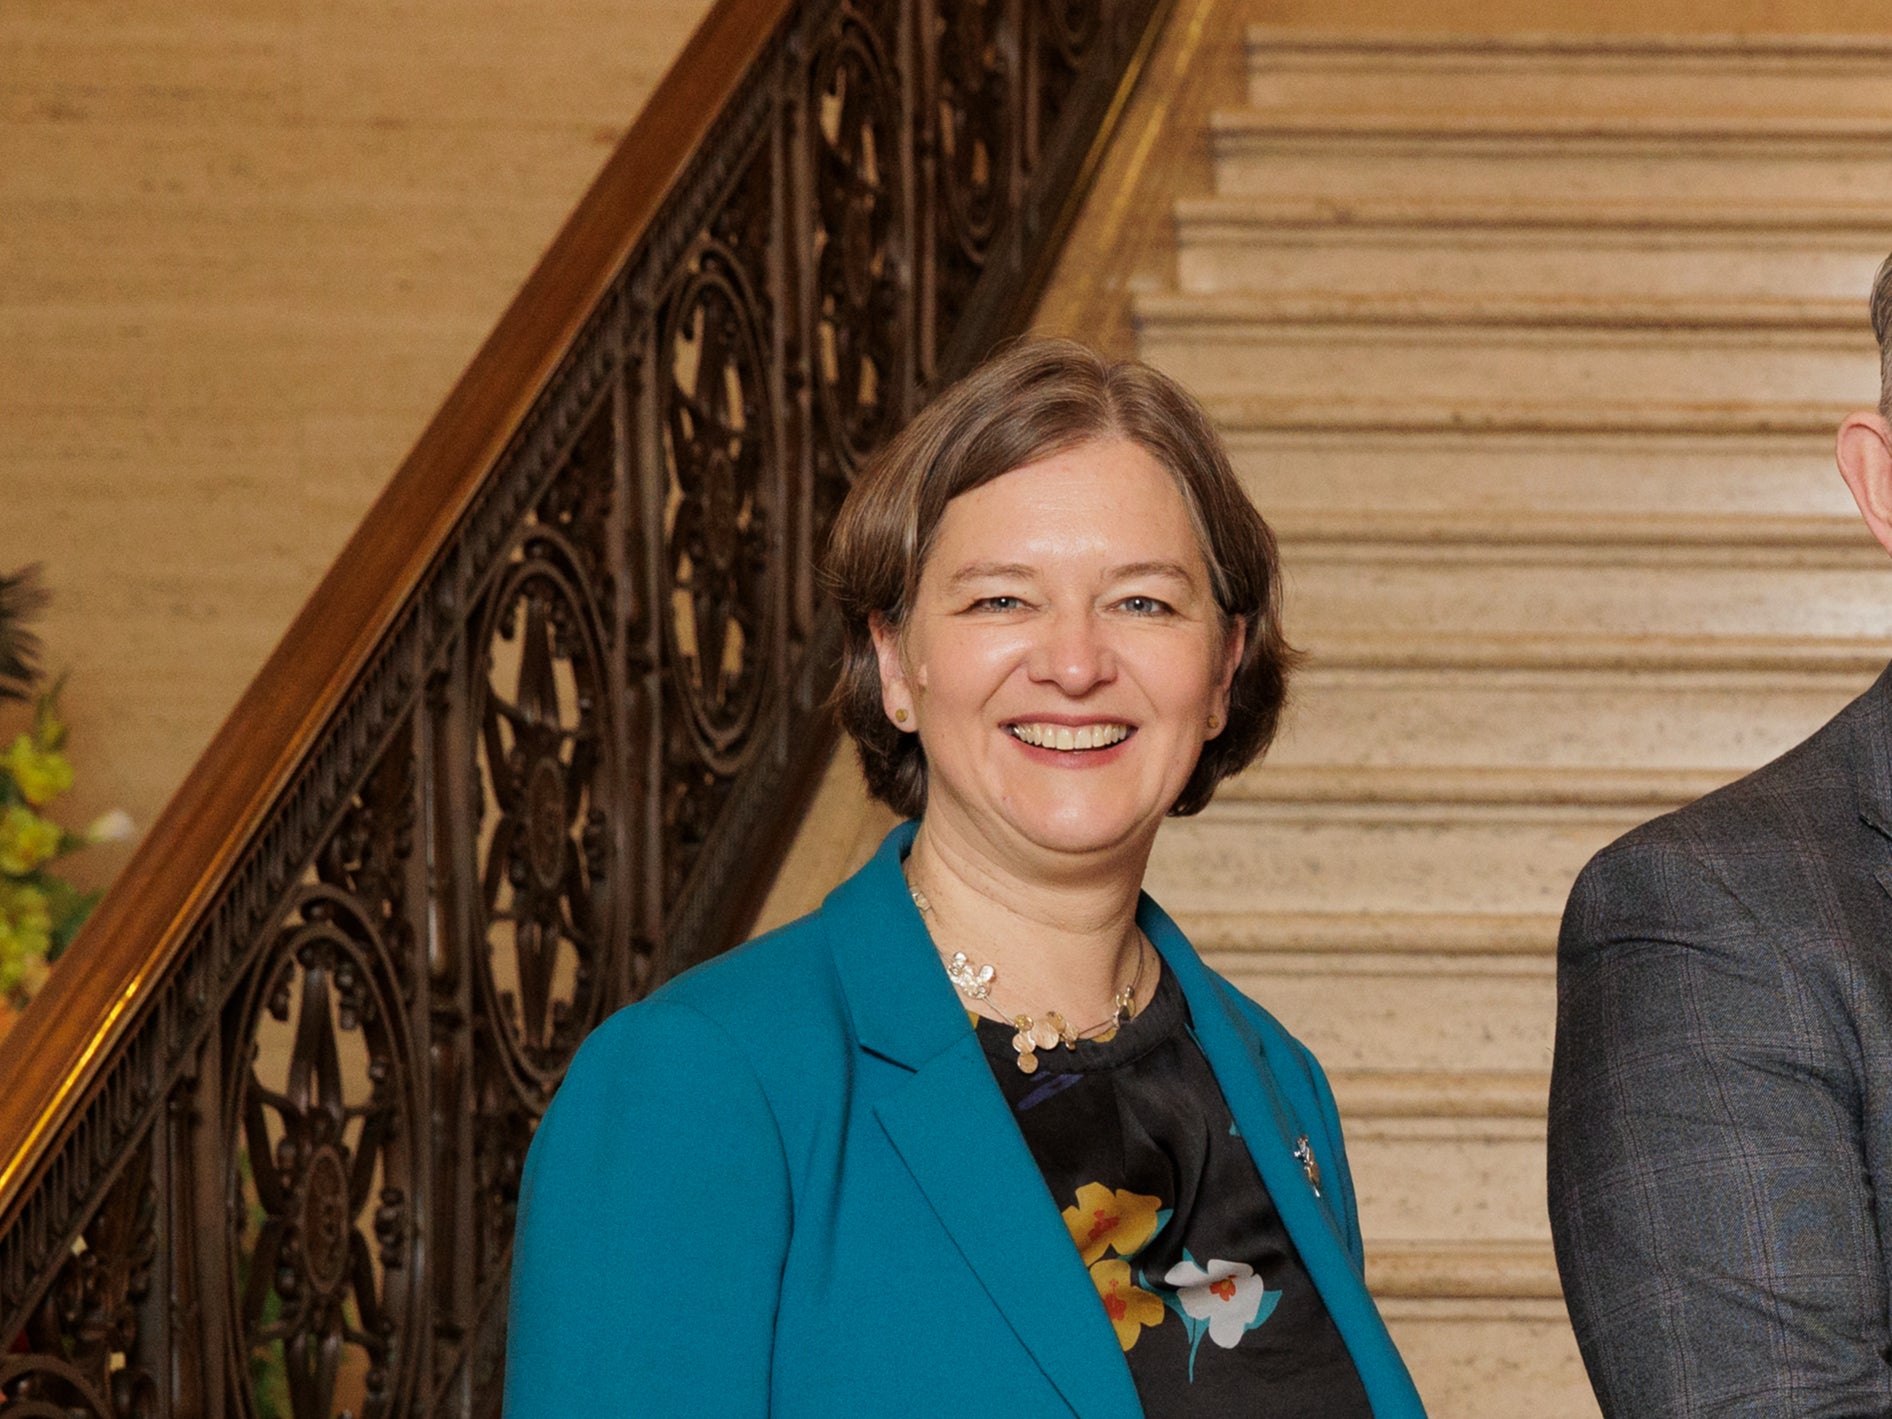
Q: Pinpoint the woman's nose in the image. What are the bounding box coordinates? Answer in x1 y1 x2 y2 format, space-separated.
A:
1026 610 1116 694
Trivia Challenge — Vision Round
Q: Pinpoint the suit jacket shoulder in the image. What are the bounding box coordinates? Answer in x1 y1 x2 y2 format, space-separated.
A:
1568 666 1892 957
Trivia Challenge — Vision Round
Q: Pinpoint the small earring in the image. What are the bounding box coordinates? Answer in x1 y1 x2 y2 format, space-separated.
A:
1207 714 1220 731
895 708 909 724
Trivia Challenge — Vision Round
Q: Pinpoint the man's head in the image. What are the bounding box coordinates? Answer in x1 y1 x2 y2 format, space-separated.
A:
1836 254 1892 556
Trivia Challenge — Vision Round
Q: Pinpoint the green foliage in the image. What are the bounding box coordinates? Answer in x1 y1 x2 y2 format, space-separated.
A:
0 624 131 1009
0 565 46 706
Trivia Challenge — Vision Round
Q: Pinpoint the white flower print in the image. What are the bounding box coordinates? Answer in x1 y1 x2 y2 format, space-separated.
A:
1163 1257 1268 1349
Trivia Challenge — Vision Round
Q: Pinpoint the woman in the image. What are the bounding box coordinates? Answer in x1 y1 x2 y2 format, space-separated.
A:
504 340 1426 1417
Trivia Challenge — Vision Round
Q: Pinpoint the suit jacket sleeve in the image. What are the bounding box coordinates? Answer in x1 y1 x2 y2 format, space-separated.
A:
504 997 792 1418
1548 836 1892 1417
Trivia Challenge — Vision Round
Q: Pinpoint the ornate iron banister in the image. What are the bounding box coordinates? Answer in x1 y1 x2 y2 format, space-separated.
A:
0 0 1167 1411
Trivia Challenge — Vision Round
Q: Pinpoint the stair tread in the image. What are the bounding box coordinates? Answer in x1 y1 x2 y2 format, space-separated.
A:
1242 27 1892 60
1177 910 1560 954
1308 631 1892 672
1203 395 1850 434
1211 107 1892 141
1175 191 1892 232
1224 764 1733 808
1368 1240 1564 1300
1136 287 1866 329
1329 1069 1551 1119
1271 510 1873 549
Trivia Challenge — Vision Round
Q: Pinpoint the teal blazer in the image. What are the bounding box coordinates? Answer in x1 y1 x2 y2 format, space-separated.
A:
505 823 1427 1417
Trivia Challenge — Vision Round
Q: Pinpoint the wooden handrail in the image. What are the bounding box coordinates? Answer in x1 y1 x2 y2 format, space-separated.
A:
0 0 787 1223
0 0 1169 1406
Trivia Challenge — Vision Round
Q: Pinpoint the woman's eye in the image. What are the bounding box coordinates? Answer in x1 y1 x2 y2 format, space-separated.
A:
1120 596 1171 615
971 595 1024 612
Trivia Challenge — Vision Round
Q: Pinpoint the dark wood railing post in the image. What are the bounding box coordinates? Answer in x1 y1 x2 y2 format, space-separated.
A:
0 0 1169 1410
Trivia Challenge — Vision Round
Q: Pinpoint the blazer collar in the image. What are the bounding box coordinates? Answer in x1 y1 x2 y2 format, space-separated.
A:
820 820 973 1069
1142 896 1426 1415
826 823 1141 1416
1853 660 1892 843
823 824 1417 1416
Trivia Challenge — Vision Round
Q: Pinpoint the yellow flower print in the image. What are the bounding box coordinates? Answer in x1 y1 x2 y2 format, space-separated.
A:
1089 1258 1165 1351
4 734 73 807
1061 1182 1163 1265
0 804 63 876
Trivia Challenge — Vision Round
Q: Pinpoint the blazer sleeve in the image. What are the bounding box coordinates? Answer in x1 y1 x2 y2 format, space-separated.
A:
504 997 792 1418
1548 837 1892 1417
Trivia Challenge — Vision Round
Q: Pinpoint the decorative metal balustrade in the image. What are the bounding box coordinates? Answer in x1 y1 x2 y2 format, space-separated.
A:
0 0 1165 1412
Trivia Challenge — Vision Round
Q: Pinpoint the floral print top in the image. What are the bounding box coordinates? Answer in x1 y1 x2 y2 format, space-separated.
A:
974 961 1372 1418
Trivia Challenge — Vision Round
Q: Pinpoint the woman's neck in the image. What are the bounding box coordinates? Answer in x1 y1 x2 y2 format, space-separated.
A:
903 816 1156 1026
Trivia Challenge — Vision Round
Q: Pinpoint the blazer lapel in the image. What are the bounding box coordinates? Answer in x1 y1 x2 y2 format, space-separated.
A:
823 824 1141 1419
876 1041 1144 1418
1847 664 1892 903
1141 897 1427 1417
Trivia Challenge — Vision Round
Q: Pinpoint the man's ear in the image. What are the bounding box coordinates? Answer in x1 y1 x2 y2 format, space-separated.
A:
1838 412 1892 559
868 612 916 731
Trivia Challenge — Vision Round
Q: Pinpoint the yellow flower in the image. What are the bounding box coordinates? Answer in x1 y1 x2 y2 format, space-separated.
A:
0 880 53 997
1089 1258 1165 1351
0 805 63 876
1062 1183 1163 1265
3 734 73 807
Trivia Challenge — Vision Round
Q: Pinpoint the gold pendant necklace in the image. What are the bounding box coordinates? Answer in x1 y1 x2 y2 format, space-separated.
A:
907 871 1148 1074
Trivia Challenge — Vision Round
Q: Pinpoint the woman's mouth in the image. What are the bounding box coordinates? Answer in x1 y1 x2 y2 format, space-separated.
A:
1005 722 1133 752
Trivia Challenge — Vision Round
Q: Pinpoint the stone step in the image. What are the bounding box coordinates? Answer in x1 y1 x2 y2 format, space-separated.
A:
1174 195 1890 302
1267 663 1870 774
1214 407 1855 523
1148 787 1646 920
1136 291 1880 408
1277 509 1871 550
1333 1071 1551 1244
1224 763 1733 808
1208 113 1892 209
1308 631 1892 675
1380 1297 1598 1419
1371 1240 1563 1301
1244 29 1892 125
1280 542 1891 645
1213 947 1554 1071
1181 909 1559 957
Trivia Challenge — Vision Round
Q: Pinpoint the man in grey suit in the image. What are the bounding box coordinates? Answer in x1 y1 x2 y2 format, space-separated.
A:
1550 254 1892 1415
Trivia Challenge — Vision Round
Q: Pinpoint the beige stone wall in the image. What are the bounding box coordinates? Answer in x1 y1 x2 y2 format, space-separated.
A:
0 0 714 888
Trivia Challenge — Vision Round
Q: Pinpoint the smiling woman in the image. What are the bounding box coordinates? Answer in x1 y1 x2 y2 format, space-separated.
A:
503 340 1429 1419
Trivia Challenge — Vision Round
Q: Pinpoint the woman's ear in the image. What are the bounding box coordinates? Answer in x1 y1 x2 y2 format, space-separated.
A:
869 612 916 732
1838 412 1892 558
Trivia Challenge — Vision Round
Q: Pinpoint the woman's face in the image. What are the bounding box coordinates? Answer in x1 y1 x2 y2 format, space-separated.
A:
873 436 1243 864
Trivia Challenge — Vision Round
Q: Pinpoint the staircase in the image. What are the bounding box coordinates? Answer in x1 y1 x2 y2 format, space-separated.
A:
1134 30 1892 1417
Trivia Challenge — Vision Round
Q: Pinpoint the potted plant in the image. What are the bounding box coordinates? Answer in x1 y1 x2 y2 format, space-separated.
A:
0 566 130 1033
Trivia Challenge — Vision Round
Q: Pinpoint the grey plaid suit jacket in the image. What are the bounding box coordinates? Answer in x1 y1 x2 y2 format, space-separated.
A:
1550 663 1892 1416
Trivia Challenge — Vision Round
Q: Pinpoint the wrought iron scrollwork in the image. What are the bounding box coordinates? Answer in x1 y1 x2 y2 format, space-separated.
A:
659 242 777 779
471 533 619 1111
810 6 907 505
1 1140 158 1419
932 0 1016 328
0 0 1161 1410
225 877 421 1419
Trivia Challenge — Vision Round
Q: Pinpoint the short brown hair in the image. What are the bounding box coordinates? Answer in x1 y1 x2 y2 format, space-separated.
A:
1872 252 1892 417
821 337 1297 819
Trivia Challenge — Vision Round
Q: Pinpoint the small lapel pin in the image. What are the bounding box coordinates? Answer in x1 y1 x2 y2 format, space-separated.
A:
1293 1135 1322 1198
